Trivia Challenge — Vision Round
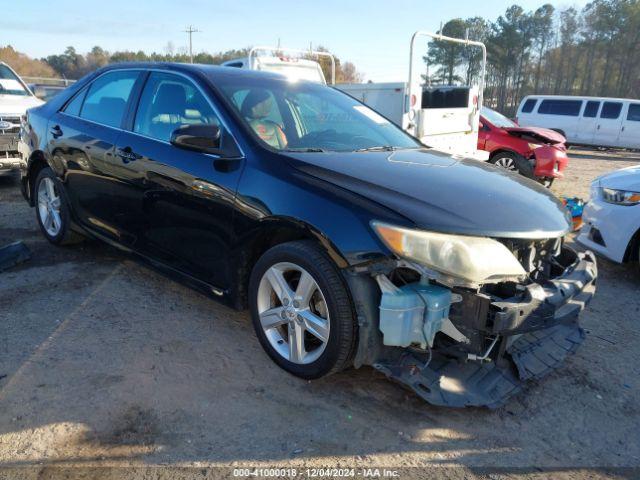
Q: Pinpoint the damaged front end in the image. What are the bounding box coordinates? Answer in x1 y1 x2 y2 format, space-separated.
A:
345 237 597 408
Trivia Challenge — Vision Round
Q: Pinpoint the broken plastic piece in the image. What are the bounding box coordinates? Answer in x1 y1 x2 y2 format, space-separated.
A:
440 318 470 344
0 241 31 272
374 322 584 408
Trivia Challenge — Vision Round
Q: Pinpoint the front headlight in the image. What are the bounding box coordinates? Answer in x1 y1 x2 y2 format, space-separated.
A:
372 221 526 284
602 188 640 206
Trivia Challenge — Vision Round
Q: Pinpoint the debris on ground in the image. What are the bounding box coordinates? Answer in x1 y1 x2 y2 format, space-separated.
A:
0 241 30 272
562 197 584 231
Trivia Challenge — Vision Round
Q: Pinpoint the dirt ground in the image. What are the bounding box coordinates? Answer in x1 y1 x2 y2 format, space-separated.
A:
1 149 639 479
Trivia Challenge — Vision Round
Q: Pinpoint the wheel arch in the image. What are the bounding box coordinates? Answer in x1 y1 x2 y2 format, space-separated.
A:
489 148 522 161
230 216 352 310
623 226 640 263
25 150 51 206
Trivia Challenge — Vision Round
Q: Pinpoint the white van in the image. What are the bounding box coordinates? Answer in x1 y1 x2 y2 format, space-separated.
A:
516 95 640 149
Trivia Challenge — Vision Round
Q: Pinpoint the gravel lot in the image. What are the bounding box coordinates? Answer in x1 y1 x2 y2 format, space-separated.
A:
1 149 639 478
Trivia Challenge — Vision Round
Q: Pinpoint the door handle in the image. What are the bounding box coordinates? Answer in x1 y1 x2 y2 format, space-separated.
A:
51 125 63 138
597 125 601 130
621 126 625 132
116 146 141 164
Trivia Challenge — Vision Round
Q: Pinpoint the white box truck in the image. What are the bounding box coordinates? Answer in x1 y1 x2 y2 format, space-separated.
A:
222 46 335 85
336 31 489 161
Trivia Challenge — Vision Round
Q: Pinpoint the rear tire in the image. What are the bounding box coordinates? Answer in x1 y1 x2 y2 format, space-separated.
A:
249 240 357 379
34 167 82 245
490 151 535 179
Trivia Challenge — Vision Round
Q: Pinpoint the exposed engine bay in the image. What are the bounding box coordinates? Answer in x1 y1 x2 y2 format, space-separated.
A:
345 239 597 408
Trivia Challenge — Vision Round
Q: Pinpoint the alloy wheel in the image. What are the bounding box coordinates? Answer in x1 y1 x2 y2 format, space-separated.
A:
37 177 62 237
494 156 517 171
256 262 330 365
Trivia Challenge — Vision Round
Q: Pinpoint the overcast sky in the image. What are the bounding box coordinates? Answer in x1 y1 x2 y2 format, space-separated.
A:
2 0 588 81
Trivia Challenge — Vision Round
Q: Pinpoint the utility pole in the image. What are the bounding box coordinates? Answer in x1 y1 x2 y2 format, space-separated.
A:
183 25 200 63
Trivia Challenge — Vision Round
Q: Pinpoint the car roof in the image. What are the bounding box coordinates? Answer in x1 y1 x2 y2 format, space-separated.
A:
100 61 292 83
522 94 638 103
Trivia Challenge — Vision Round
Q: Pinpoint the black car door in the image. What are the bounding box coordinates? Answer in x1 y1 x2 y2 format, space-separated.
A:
47 70 142 242
110 71 244 290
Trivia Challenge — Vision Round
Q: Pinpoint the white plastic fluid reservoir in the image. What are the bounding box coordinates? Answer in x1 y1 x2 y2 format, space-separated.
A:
414 283 452 347
379 281 452 348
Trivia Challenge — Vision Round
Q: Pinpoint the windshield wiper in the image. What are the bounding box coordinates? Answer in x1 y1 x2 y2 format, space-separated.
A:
354 145 399 152
283 147 327 153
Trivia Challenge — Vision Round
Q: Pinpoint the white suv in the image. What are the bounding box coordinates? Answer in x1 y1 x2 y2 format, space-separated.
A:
0 62 43 175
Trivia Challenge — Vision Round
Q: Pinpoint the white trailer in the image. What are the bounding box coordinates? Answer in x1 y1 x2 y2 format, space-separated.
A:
336 31 488 161
222 46 335 85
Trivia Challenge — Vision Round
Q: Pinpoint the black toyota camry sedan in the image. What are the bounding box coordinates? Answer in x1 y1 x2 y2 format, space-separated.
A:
19 63 597 407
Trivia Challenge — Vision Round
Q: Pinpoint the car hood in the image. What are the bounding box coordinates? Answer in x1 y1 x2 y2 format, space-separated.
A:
283 148 571 238
503 126 566 144
595 164 640 191
0 94 43 115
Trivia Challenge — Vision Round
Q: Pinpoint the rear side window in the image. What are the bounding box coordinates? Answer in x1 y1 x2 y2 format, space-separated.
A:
626 104 640 122
537 99 582 116
600 102 622 119
63 88 88 117
583 101 600 118
521 98 537 113
80 71 139 128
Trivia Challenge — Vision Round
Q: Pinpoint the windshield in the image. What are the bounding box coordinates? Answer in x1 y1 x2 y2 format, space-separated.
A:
215 75 421 152
481 106 517 128
0 65 30 96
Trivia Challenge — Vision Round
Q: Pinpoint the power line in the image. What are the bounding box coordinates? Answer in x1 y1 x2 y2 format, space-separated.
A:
183 25 200 63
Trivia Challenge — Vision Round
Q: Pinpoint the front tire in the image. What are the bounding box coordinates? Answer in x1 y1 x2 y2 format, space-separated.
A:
539 178 554 188
490 151 535 179
34 167 81 245
249 240 357 379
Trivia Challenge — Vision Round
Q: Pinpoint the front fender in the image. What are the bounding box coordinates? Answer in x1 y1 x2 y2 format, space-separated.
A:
233 156 411 268
20 111 52 204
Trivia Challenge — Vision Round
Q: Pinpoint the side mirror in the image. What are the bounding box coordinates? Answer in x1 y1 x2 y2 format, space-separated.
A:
170 124 222 154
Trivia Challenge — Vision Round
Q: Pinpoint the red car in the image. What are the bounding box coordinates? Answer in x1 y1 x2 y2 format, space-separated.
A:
479 107 568 187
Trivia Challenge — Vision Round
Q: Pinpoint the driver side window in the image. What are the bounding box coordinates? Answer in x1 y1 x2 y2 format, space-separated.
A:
134 72 221 143
231 89 284 127
231 88 288 149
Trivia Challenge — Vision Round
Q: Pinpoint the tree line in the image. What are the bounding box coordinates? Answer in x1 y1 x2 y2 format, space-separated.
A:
427 0 640 115
2 0 637 116
0 43 362 84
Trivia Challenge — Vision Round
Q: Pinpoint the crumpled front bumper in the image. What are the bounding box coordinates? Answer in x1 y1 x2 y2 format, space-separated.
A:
0 133 23 173
374 250 597 408
533 145 568 179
